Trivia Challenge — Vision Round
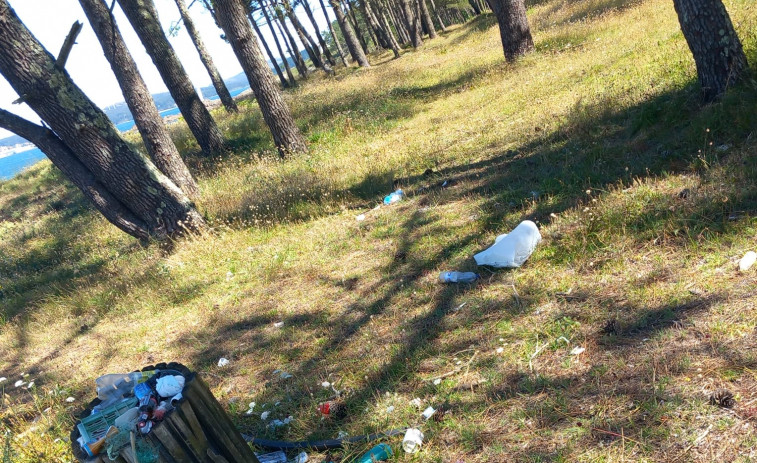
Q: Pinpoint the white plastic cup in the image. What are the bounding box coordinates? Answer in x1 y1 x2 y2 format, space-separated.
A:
402 428 424 453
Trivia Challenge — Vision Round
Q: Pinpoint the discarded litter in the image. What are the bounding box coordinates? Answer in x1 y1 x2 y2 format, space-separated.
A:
739 251 756 272
217 358 230 367
66 397 76 403
570 346 586 356
385 405 395 413
383 189 404 205
268 416 293 428
433 378 442 385
356 214 366 221
357 443 393 463
0 377 5 383
273 321 284 328
422 406 436 420
439 271 479 283
402 428 424 454
317 400 346 418
294 451 309 463
280 372 293 379
261 411 271 420
496 347 504 354
321 381 331 388
474 220 542 268
244 402 256 416
410 397 422 408
155 375 184 397
14 380 25 388
256 450 288 463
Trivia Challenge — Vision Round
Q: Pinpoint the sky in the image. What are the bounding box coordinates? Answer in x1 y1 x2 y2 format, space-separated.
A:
0 0 330 140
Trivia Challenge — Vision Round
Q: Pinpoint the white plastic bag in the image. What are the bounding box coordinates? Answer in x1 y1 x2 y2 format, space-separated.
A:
474 220 541 268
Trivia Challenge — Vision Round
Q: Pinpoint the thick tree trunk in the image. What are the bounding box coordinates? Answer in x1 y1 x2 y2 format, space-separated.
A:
487 0 533 61
418 0 438 38
301 0 337 66
0 110 152 240
174 0 238 113
366 0 401 57
329 0 370 66
261 0 297 83
249 11 290 88
214 0 308 157
428 0 446 32
672 0 748 102
273 4 310 77
118 0 225 156
79 0 199 199
343 0 370 52
401 0 423 47
319 0 349 66
0 1 205 240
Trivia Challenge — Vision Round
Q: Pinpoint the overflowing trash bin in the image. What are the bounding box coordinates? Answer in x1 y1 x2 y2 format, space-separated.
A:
71 362 259 462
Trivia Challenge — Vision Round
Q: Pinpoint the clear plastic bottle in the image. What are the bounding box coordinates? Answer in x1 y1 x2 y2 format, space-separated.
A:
383 189 404 205
439 271 479 283
95 371 156 400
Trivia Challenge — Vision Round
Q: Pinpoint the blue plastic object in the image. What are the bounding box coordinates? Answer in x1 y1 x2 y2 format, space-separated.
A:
383 189 404 205
357 443 393 462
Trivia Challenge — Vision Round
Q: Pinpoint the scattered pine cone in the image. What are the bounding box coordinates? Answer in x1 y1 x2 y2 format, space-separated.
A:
710 388 735 408
433 402 449 422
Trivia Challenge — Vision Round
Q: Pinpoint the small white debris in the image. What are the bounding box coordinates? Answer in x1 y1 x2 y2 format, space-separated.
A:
273 322 284 328
422 406 436 420
280 372 293 379
294 451 308 463
14 380 25 388
410 398 422 408
433 378 441 385
373 205 381 210
496 347 504 354
226 271 234 281
452 302 467 312
739 251 756 272
260 411 270 420
356 214 366 221
386 406 395 413
499 338 504 342
217 357 230 367
0 377 6 383
65 397 76 403
570 347 586 356
455 360 462 365
26 381 34 389
244 402 256 415
337 430 349 439
321 381 331 388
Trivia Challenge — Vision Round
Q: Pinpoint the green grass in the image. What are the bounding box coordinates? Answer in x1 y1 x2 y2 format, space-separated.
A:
2 0 757 461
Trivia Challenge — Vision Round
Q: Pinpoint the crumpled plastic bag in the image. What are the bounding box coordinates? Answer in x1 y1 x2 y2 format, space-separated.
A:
156 375 185 398
474 220 541 268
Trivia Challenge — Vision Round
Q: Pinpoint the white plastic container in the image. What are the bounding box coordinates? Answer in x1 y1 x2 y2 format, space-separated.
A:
402 428 424 453
474 220 542 268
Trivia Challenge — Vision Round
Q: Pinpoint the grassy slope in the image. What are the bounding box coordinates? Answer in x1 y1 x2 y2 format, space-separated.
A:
1 0 757 460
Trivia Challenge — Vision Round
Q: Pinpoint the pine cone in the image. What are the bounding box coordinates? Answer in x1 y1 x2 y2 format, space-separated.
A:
329 399 348 420
710 389 735 408
433 402 449 422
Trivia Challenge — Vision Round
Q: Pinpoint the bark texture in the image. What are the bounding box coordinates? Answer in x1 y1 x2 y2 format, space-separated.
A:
330 0 370 66
318 0 349 65
401 0 423 47
418 0 437 38
261 0 298 81
301 0 336 66
366 0 401 57
118 0 226 155
174 0 238 113
79 0 199 199
273 3 310 77
672 0 748 101
487 0 533 61
249 10 290 87
428 0 446 32
0 0 205 240
214 0 308 156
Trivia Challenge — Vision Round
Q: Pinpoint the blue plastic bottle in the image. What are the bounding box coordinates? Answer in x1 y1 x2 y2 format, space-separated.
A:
357 443 393 462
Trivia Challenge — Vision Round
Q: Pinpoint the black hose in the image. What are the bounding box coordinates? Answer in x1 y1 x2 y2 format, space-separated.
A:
242 428 406 451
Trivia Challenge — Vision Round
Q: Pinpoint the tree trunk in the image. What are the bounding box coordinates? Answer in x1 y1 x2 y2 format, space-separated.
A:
400 0 423 47
366 0 401 57
486 0 533 61
261 0 297 83
358 0 388 49
0 1 205 240
214 0 308 157
284 0 333 73
343 0 369 53
418 0 438 38
385 0 410 44
249 11 290 88
117 0 225 156
173 0 238 113
318 0 349 66
469 0 482 14
79 0 199 199
301 0 337 66
273 3 309 77
329 0 370 66
352 0 381 48
428 0 446 32
672 0 748 102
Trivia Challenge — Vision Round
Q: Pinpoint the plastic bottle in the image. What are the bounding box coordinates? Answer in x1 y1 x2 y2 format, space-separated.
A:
402 428 424 454
383 189 404 205
439 271 479 283
95 371 156 400
357 443 393 463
